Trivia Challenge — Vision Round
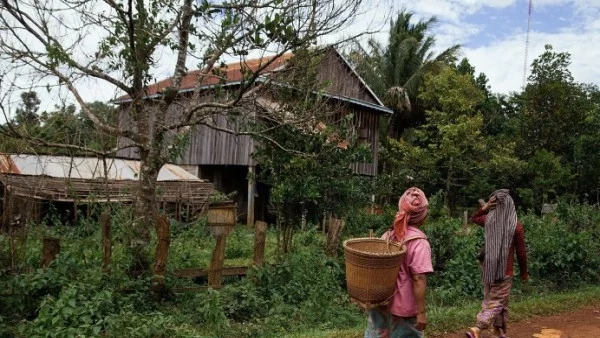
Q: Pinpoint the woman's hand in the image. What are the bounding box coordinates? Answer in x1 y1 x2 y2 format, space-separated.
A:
482 196 497 211
416 312 427 331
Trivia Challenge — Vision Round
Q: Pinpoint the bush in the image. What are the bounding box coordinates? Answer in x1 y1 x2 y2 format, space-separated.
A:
344 207 395 238
2 203 600 337
424 217 484 302
522 213 600 287
218 241 361 337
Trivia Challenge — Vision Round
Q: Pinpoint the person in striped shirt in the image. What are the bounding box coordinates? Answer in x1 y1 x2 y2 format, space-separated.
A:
465 189 529 338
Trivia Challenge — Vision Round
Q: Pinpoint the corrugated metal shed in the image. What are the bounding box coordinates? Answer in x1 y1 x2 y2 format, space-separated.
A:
0 154 226 226
0 154 202 181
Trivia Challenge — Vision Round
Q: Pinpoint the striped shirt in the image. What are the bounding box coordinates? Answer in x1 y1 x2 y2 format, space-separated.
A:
471 208 529 280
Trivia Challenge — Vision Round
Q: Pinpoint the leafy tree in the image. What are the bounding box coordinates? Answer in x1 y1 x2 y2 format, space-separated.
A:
14 91 41 126
517 149 572 208
571 85 600 201
378 67 523 213
0 0 366 277
348 11 460 138
518 45 589 159
253 115 371 253
509 45 600 206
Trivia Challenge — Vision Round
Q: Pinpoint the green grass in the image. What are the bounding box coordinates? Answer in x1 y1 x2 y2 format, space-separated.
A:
168 225 279 270
282 285 600 338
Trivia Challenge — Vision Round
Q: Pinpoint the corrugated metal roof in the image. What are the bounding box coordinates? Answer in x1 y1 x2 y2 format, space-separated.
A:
117 53 294 101
0 154 202 181
114 48 392 114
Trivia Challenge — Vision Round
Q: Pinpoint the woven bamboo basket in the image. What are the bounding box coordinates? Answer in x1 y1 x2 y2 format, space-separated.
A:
343 238 406 305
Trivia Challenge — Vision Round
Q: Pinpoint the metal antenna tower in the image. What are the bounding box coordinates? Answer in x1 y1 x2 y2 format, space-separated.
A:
523 0 533 89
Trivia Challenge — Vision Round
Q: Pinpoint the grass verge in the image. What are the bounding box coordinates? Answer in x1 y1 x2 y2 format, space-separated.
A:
282 285 600 338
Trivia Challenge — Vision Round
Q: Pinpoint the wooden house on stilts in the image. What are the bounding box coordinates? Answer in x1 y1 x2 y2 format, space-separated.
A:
116 47 392 225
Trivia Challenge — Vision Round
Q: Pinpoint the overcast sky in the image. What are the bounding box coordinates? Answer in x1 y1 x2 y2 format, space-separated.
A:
4 0 600 115
372 0 600 93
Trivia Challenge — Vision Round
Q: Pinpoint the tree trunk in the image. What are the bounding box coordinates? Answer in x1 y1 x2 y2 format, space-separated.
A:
41 237 60 269
386 112 402 140
283 220 294 254
325 217 344 257
152 214 170 298
101 211 112 274
129 150 162 277
444 157 454 214
253 221 268 267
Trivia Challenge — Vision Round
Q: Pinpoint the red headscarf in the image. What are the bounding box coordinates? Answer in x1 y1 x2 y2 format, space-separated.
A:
393 187 429 240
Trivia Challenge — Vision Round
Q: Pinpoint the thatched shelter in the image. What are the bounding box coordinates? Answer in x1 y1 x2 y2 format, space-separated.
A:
0 154 223 227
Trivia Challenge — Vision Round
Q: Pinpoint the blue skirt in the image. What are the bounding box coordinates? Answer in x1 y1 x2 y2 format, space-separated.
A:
364 308 423 338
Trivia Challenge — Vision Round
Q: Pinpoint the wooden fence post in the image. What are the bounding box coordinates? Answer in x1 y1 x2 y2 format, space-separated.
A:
325 218 344 257
41 237 60 269
208 234 227 287
206 202 236 287
253 221 268 267
152 215 170 298
100 211 112 273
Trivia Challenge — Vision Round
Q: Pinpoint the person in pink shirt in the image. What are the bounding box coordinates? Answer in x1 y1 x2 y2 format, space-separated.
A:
364 187 434 338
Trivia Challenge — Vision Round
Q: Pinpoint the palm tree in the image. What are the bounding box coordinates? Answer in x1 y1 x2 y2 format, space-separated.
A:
349 11 460 138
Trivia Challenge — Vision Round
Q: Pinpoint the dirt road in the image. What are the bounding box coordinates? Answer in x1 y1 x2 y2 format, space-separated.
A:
441 304 600 338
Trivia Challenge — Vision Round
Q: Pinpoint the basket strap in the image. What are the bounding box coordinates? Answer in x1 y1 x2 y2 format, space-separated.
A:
400 236 426 246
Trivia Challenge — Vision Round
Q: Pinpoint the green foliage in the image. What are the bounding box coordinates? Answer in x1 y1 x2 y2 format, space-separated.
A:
2 203 600 337
196 288 231 338
522 212 600 287
219 240 361 337
420 217 484 303
14 91 41 126
344 207 396 238
253 114 371 251
375 67 524 213
347 10 460 136
518 45 590 159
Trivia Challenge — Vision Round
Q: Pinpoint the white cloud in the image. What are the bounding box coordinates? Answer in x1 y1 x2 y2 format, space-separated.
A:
464 28 600 93
393 0 517 23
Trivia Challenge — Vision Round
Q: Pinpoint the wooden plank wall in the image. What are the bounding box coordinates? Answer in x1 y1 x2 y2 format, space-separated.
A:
350 107 379 176
116 50 383 173
180 115 253 166
116 96 253 166
316 51 379 105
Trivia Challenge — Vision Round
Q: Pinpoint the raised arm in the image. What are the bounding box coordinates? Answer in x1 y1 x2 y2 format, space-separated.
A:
471 208 488 227
471 196 496 227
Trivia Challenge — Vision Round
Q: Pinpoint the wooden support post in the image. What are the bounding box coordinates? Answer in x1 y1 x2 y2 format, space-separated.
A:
41 237 60 269
73 200 78 224
326 218 344 257
100 211 112 273
208 234 227 287
152 215 170 298
1 184 7 233
253 221 268 267
463 210 468 227
247 166 256 227
370 194 375 214
369 228 373 238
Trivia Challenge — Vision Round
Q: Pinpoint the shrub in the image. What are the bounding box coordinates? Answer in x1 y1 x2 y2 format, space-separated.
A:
522 214 600 287
424 217 484 301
